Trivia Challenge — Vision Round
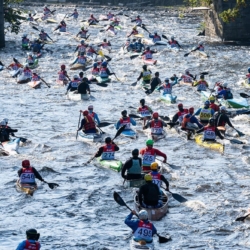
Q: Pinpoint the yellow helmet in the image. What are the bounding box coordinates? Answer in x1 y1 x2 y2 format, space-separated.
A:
209 96 215 101
150 162 158 170
144 174 152 181
133 26 137 30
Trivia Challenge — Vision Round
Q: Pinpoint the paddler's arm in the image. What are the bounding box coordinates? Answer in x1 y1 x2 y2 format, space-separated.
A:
32 167 44 182
46 34 53 41
130 118 136 126
115 121 121 130
176 41 182 48
71 58 78 65
113 142 119 151
215 128 224 139
127 31 133 38
124 211 139 230
17 169 22 177
155 149 167 163
137 72 143 81
143 120 150 129
194 108 202 116
161 120 168 127
94 113 100 126
106 68 114 76
86 84 90 94
225 115 234 128
74 46 79 53
94 146 104 157
171 113 179 123
190 116 203 128
54 25 60 32
121 158 132 179
148 33 154 39
78 119 86 131
160 175 169 190
192 46 199 52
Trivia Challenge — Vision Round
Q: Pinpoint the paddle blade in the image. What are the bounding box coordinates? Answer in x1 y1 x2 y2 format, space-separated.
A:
129 114 141 119
130 55 140 60
235 128 245 137
236 214 250 221
48 183 59 189
113 191 126 206
99 122 112 127
172 193 187 203
98 50 104 57
104 55 112 61
228 138 244 144
96 82 108 87
159 115 170 121
20 138 27 143
157 234 171 243
113 125 126 140
32 25 39 31
184 53 190 57
131 81 138 86
240 93 250 98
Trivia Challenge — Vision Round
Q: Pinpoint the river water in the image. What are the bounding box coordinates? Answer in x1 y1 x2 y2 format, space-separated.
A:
0 5 250 250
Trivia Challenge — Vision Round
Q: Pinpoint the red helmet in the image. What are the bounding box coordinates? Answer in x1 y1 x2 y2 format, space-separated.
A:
189 107 194 114
61 64 65 70
83 110 88 116
22 160 30 167
178 103 183 108
152 112 159 119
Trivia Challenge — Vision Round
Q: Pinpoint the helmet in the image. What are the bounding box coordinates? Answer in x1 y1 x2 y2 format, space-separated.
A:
146 46 150 51
22 160 30 167
198 41 203 45
83 110 89 116
61 64 66 70
171 36 174 39
60 21 65 24
73 75 78 79
150 162 158 170
103 38 107 42
41 29 44 32
88 105 93 110
209 118 215 125
137 15 140 18
138 38 142 42
91 14 94 17
152 112 159 119
101 61 107 67
200 74 204 79
248 67 250 73
185 69 189 74
220 106 226 112
74 9 77 11
24 64 29 68
80 52 84 56
142 65 147 70
82 77 88 82
165 78 169 82
23 33 27 37
223 82 228 87
155 72 159 76
132 148 139 156
146 139 154 146
81 26 85 30
138 210 148 220
132 38 136 42
79 72 83 77
0 121 6 126
121 110 127 116
93 62 98 67
105 137 112 143
26 229 40 240
189 107 194 114
140 99 145 105
144 174 153 181
27 52 32 56
81 40 85 44
209 96 215 101
178 103 183 108
204 100 210 106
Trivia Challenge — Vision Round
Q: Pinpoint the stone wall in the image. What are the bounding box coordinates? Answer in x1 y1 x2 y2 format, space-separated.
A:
205 0 250 42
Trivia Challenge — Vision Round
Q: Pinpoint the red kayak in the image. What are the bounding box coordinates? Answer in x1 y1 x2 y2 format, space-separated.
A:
142 56 157 65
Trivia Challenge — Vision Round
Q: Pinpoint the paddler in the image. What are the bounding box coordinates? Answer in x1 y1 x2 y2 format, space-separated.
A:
110 17 120 26
78 110 97 134
209 96 219 112
168 36 181 48
91 63 99 76
79 72 84 81
141 47 156 61
127 26 139 37
128 38 137 51
17 64 32 83
78 77 91 95
30 39 44 55
39 29 53 42
115 110 136 130
137 98 153 126
99 61 114 79
94 137 119 159
54 20 67 32
137 65 151 84
18 160 45 185
58 64 70 85
31 72 41 83
68 9 79 21
143 112 167 140
27 13 34 22
105 24 117 35
125 210 157 244
149 31 161 43
88 105 100 126
65 75 80 94
171 103 189 124
192 41 205 52
246 67 250 84
216 82 233 99
139 139 167 172
97 38 111 50
123 38 131 51
0 120 18 143
145 72 161 95
158 77 178 96
121 149 143 181
76 27 89 39
107 11 115 20
213 106 235 129
42 5 52 20
139 174 162 208
21 34 30 50
26 53 36 66
131 15 143 26
88 14 99 25
179 69 196 83
16 228 41 250
135 38 145 52
74 40 88 55
193 74 209 91
7 58 22 73
71 52 87 66
195 101 214 125
196 118 224 141
86 44 98 58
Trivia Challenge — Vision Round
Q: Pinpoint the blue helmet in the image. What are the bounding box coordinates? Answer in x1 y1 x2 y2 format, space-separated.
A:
101 61 107 67
93 63 98 67
248 67 250 73
204 100 210 106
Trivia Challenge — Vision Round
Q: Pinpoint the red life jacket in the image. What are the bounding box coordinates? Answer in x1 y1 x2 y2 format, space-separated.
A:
210 103 219 112
24 240 39 250
102 42 110 47
92 68 99 75
150 172 162 188
138 106 150 116
84 115 96 131
169 40 177 45
132 30 139 35
89 112 96 118
177 109 189 122
119 117 131 129
246 73 250 79
181 114 191 128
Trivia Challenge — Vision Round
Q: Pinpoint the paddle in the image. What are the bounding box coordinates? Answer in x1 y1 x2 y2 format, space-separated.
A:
224 137 245 144
97 125 105 134
85 125 126 164
43 180 59 189
129 113 170 121
141 24 151 34
184 46 198 57
234 128 245 137
40 77 50 88
76 112 81 140
99 122 113 127
240 93 250 98
156 157 181 170
130 54 140 60
161 187 187 203
108 64 122 82
113 191 171 243
12 135 27 142
131 81 138 86
162 34 169 41
236 213 250 221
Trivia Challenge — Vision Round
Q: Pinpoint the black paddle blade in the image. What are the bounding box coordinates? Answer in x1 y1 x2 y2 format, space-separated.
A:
129 114 141 119
236 213 250 221
104 55 112 60
167 122 178 126
48 183 59 189
157 234 171 243
172 193 187 203
130 55 140 60
162 35 168 40
235 128 245 137
20 138 27 143
159 115 170 121
32 25 39 31
184 53 190 57
131 81 138 86
229 138 244 144
113 191 126 206
99 122 112 127
96 82 108 87
200 71 209 75
113 125 126 140
240 93 250 98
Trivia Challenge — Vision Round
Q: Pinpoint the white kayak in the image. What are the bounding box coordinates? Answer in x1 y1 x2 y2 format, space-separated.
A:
28 81 42 89
167 45 180 52
121 129 137 139
1 138 20 155
9 69 19 77
130 239 154 250
78 131 103 142
17 74 31 84
68 91 90 101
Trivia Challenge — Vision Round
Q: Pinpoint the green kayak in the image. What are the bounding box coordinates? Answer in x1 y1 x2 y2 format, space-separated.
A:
219 98 249 109
96 76 111 84
97 157 122 172
23 59 39 69
22 44 29 50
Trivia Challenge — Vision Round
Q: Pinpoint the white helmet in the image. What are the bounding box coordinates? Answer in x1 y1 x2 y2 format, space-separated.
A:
222 82 228 87
138 210 148 220
0 121 6 126
88 105 93 109
73 75 78 79
198 41 203 45
165 78 169 82
171 36 175 39
220 106 226 111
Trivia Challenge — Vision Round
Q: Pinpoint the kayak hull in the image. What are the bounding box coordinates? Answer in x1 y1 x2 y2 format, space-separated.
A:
195 134 224 153
46 18 57 23
220 98 249 109
17 75 31 84
70 64 86 70
28 81 42 89
96 76 111 84
68 91 89 101
142 57 157 65
97 157 122 172
130 239 154 250
126 179 145 188
160 93 177 104
242 79 250 88
121 129 137 139
78 131 102 142
16 180 37 196
2 138 20 155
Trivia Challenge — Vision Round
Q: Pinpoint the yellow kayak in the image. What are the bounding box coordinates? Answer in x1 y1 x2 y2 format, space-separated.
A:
194 134 224 153
134 34 144 38
16 180 38 196
242 79 250 88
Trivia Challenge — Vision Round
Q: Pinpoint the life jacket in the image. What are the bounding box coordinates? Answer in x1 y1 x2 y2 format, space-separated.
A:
142 148 156 167
27 57 34 64
162 83 172 94
79 31 87 38
200 108 212 122
59 24 66 32
24 240 39 250
92 67 99 76
108 26 115 32
43 8 50 15
20 167 35 184
58 70 66 81
99 67 108 78
199 45 204 51
23 69 32 78
142 70 151 81
169 40 177 47
77 56 86 64
150 120 163 135
181 114 191 128
144 51 152 59
27 17 34 21
73 11 79 18
138 106 151 117
182 74 192 83
150 171 162 188
197 80 207 91
22 38 29 45
224 88 233 99
153 35 161 42
135 18 142 25
39 33 47 40
89 112 96 119
246 73 250 83
127 159 141 174
83 115 96 131
133 221 153 242
203 125 216 140
70 80 79 88
0 127 8 142
11 63 21 70
210 103 219 112
32 75 40 81
101 42 110 48
107 13 114 19
132 30 139 35
119 117 131 130
177 109 189 122
78 44 87 52
101 144 115 160
111 21 119 26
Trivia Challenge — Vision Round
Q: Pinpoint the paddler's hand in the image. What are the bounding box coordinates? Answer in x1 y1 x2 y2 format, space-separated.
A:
131 210 137 215
163 159 167 163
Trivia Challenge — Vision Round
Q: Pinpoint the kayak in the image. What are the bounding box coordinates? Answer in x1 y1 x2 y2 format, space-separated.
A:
198 50 209 57
121 129 137 139
96 76 111 84
130 51 140 58
17 74 31 84
241 79 250 88
70 63 87 70
97 157 123 172
24 59 39 69
179 80 193 86
78 131 103 142
56 79 68 86
167 45 180 52
28 81 42 89
9 69 20 77
99 15 108 21
114 25 122 30
130 239 154 250
68 91 90 101
142 56 157 65
126 178 145 188
154 41 168 46
219 97 249 109
1 138 20 155
159 92 177 104
194 134 224 153
140 80 150 90
134 34 144 38
16 180 37 196
46 19 57 23
134 192 169 221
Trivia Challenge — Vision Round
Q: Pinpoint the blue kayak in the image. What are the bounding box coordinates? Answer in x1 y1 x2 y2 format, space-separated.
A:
121 129 137 139
160 93 177 104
